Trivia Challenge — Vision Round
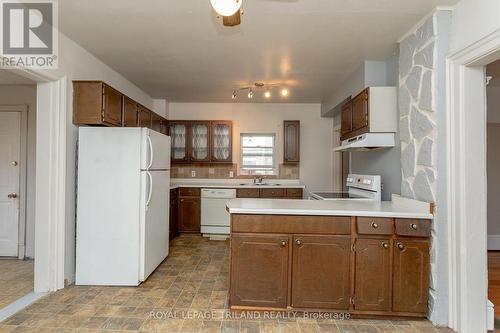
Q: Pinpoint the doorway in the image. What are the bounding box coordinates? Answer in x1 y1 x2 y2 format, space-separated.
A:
0 72 38 311
486 59 500 327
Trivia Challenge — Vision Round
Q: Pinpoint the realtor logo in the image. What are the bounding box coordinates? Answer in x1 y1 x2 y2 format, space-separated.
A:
0 0 58 68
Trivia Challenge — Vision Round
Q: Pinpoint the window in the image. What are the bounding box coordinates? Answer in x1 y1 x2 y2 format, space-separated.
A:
240 133 276 175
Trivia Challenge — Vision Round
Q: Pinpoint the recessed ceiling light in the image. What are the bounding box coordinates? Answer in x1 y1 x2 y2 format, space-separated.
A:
281 88 289 97
264 91 271 98
248 89 253 99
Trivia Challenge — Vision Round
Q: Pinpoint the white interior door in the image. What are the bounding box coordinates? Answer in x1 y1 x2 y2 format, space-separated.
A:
0 112 21 257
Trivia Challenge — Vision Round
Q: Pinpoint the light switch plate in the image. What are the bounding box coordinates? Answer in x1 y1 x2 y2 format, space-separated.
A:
191 170 196 177
229 171 234 178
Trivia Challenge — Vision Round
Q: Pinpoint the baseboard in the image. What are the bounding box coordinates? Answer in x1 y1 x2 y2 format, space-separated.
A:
0 292 47 322
488 235 500 250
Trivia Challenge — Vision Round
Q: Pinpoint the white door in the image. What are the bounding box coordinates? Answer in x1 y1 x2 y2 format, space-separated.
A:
0 112 21 257
140 170 170 281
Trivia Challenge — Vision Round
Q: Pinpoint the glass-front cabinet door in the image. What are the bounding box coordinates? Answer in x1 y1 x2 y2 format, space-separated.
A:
211 121 233 163
170 122 189 163
190 121 211 162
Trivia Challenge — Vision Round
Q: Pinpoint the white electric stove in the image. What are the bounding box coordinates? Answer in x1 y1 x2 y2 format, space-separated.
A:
310 174 381 201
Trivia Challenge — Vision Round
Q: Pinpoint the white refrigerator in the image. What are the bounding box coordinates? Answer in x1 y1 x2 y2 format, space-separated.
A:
76 127 171 286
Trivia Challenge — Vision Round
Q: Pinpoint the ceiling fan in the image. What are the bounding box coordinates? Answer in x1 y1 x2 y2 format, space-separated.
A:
210 0 243 26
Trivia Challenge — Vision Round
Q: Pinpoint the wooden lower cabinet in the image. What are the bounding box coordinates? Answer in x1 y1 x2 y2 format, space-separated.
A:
230 234 289 309
178 197 201 233
393 239 430 314
229 215 431 319
354 238 392 312
292 235 351 309
169 189 179 240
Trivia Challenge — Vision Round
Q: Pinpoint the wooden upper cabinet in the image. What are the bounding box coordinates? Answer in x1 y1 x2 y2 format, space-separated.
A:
190 121 211 162
339 87 397 141
178 197 201 233
160 119 169 136
151 113 162 133
284 120 300 164
230 234 290 309
340 101 352 138
138 105 152 128
393 239 430 314
351 88 369 132
211 121 233 163
291 235 351 310
354 238 392 312
170 122 189 163
123 96 138 127
73 81 122 127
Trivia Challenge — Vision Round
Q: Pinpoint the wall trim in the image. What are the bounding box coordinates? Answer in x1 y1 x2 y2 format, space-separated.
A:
446 27 500 333
488 235 500 250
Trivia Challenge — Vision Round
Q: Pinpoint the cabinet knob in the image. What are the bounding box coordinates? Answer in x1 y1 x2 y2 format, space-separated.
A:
11 161 18 166
410 223 418 230
8 193 18 199
397 242 404 250
381 242 389 249
296 239 302 246
371 222 379 229
280 240 288 247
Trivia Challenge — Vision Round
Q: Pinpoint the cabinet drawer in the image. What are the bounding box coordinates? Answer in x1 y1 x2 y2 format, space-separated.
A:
395 219 431 237
179 187 201 197
357 217 393 235
285 188 303 198
237 188 261 198
261 188 285 198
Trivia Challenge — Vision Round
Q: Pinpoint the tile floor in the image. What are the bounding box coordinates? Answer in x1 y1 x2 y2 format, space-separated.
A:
0 259 34 308
0 236 455 332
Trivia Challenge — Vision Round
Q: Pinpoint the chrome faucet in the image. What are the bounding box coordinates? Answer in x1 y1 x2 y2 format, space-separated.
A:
253 176 264 184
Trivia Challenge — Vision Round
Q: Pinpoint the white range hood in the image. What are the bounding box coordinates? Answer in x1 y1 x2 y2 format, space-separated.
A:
333 133 395 152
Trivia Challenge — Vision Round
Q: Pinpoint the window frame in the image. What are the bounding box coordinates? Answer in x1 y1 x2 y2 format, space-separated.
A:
239 133 276 175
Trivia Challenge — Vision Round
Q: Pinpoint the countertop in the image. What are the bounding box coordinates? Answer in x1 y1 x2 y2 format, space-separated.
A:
170 179 306 189
225 196 433 219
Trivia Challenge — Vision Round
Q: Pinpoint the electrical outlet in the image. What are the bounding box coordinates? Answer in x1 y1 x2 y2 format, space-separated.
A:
191 170 196 177
229 171 234 178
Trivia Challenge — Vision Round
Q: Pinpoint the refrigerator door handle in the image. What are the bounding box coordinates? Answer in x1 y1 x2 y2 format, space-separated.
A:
146 134 154 170
146 171 153 210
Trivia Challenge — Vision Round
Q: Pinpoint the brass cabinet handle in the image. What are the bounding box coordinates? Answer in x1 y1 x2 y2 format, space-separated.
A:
410 223 418 230
280 240 288 247
296 239 302 246
382 242 389 249
371 222 379 229
397 242 404 250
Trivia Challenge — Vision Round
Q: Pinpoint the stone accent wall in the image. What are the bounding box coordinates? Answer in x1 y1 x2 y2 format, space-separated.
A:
399 16 437 203
400 13 438 314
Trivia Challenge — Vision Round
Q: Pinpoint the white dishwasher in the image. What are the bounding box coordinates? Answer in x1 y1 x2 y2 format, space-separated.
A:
201 188 236 239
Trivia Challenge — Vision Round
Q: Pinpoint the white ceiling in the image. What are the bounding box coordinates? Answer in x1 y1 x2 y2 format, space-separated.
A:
59 0 458 103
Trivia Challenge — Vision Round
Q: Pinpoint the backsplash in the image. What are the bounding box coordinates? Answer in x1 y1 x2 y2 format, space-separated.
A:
171 163 299 179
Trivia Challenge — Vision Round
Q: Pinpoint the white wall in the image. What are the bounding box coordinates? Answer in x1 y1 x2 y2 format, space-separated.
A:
488 124 500 238
449 0 500 55
169 103 333 193
0 85 37 258
324 57 401 200
51 33 154 283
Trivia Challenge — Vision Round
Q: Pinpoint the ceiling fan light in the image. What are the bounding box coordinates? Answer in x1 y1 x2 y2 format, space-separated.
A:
248 89 253 99
210 0 242 17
